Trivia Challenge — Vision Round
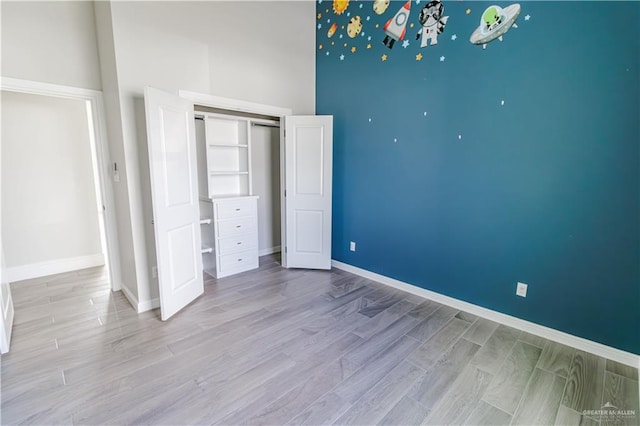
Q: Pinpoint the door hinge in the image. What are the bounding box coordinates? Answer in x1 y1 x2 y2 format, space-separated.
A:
285 246 287 253
284 189 287 197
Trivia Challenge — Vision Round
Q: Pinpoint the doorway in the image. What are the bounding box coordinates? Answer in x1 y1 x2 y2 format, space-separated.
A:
0 78 121 293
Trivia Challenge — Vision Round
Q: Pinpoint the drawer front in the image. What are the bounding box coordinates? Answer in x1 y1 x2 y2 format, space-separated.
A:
216 198 257 220
218 249 258 276
216 216 256 238
218 233 258 255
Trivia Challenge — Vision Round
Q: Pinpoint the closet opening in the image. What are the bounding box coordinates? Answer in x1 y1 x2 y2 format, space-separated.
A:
193 105 283 279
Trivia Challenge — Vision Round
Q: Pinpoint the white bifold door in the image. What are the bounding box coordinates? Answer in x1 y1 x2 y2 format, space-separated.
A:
144 87 203 320
0 248 14 353
282 116 333 270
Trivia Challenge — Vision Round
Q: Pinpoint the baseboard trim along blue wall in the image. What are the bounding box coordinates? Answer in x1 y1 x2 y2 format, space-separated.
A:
332 259 640 367
317 1 640 354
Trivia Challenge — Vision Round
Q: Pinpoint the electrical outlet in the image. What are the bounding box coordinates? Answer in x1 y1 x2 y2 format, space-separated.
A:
516 282 528 297
350 241 356 252
152 266 158 278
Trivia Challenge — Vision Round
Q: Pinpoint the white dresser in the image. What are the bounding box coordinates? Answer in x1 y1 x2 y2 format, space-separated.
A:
212 196 259 278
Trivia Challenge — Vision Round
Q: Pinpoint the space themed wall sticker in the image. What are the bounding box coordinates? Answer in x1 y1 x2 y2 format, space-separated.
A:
470 4 521 49
382 1 411 49
416 1 448 48
317 1 640 355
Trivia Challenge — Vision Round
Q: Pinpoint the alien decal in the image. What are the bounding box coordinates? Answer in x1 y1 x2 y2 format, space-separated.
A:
470 4 521 49
382 0 411 49
416 0 449 48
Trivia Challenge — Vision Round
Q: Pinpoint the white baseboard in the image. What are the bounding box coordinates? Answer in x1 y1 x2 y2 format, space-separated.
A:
7 254 105 283
259 246 281 256
138 297 160 313
119 283 159 313
331 260 640 368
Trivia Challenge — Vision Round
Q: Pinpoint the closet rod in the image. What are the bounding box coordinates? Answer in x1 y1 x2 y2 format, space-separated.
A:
194 114 205 120
251 122 280 128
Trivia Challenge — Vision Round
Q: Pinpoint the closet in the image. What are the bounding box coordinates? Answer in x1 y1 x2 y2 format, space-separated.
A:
144 87 332 320
194 108 281 279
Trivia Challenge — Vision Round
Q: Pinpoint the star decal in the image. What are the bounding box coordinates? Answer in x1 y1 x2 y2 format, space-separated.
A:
416 53 423 61
525 14 531 20
402 40 410 48
340 54 345 61
451 34 457 41
317 13 322 19
376 23 379 28
366 16 370 21
319 44 323 50
410 23 414 28
423 112 428 116
317 23 322 29
440 56 446 62
343 42 347 47
326 51 330 56
351 46 356 53
466 8 471 14
366 43 372 49
367 35 372 41
381 54 388 61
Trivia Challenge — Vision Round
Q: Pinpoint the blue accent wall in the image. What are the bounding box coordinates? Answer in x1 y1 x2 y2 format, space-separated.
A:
316 1 640 354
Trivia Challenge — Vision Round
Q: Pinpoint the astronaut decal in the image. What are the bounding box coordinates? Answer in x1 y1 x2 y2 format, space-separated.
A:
382 0 411 49
416 0 449 48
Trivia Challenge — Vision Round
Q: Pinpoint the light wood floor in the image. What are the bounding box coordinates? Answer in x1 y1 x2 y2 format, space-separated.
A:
2 255 638 425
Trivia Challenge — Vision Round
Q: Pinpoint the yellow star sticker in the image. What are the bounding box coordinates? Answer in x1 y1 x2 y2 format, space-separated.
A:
326 8 329 13
351 46 356 53
331 41 335 45
466 8 471 14
416 53 423 61
367 43 372 49
341 25 345 30
319 44 323 50
376 23 380 28
410 23 414 28
344 42 348 47
317 13 322 19
381 54 388 61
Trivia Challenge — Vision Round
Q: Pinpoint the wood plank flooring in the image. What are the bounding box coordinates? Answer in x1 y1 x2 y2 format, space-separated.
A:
2 254 639 425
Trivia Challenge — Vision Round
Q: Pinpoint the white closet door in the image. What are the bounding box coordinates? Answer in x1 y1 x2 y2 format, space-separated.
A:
0 247 14 353
282 116 333 269
144 87 203 320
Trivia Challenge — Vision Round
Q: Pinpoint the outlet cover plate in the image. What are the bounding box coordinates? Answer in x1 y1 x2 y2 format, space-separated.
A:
516 282 528 297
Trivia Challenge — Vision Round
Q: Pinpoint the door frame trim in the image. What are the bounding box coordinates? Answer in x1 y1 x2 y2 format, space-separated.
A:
1 77 122 291
178 90 293 266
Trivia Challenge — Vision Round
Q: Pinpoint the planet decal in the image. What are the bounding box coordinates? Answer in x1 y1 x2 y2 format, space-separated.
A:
327 22 338 38
373 0 390 15
469 3 521 49
347 16 363 38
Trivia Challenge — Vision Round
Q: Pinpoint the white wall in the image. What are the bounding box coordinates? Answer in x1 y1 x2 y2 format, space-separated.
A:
1 91 103 277
251 125 281 254
1 1 102 90
96 1 315 308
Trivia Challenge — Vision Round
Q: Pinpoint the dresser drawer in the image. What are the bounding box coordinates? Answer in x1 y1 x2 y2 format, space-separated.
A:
216 198 257 220
216 216 256 238
218 233 258 255
218 249 258 276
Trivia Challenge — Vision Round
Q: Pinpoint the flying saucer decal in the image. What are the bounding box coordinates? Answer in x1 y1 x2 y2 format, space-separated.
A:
470 4 521 49
382 1 411 49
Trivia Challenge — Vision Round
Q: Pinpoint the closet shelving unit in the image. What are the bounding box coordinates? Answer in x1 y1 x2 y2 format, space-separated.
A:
201 114 259 278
